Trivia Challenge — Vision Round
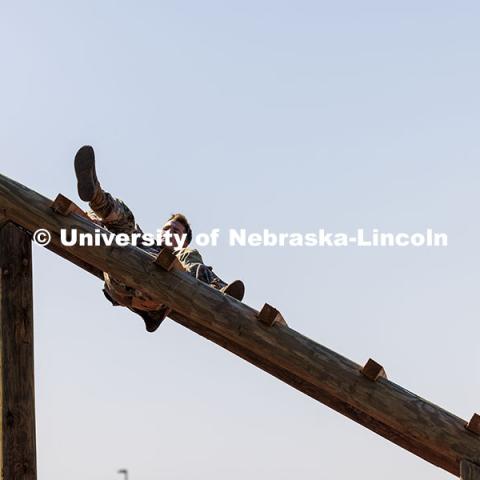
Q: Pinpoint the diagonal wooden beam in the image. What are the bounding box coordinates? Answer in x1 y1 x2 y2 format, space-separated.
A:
0 172 479 477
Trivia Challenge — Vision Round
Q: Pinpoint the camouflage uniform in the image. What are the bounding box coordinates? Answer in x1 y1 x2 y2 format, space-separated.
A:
87 190 226 326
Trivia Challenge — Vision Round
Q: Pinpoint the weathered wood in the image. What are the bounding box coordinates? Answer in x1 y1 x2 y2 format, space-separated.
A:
362 358 387 381
0 172 478 477
466 414 480 435
257 303 279 326
0 222 36 479
0 208 7 229
51 193 89 219
461 460 480 479
256 303 287 327
154 248 185 272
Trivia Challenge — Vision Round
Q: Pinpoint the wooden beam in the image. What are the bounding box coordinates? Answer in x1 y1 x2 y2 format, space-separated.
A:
0 172 478 477
461 460 480 480
0 222 36 479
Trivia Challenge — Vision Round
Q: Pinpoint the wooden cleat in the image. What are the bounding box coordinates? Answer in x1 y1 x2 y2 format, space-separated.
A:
51 193 89 219
466 414 480 435
51 193 77 215
256 303 287 327
361 358 387 381
154 248 176 271
153 248 185 272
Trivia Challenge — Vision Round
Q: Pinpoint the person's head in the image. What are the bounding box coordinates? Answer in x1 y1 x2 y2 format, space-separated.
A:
160 213 192 249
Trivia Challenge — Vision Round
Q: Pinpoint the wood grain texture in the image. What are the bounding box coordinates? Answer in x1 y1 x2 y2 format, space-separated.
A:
0 222 37 479
461 460 480 479
0 172 478 477
0 209 6 229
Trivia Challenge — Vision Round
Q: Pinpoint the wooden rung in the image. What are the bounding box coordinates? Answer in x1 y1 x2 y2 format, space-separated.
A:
466 414 480 435
460 459 480 479
256 303 287 327
153 248 186 272
51 193 89 219
154 248 177 271
257 303 278 326
361 358 387 381
50 193 77 215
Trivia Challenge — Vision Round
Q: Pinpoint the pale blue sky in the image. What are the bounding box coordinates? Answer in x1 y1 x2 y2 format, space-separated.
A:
1 1 479 479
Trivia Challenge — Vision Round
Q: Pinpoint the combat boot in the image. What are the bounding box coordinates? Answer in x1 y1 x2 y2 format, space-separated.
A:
195 264 245 301
75 145 115 220
220 280 245 302
74 145 100 202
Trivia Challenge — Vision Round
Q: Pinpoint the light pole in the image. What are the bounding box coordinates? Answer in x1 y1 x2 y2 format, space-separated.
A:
118 469 128 480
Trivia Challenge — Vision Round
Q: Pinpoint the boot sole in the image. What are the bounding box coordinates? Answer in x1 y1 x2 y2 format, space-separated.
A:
74 145 97 201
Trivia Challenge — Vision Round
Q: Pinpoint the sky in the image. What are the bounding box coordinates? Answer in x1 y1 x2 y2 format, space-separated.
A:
1 1 480 479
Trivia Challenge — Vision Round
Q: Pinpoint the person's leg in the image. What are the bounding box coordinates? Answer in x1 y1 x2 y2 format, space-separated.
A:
89 193 136 235
75 145 169 333
75 145 137 234
175 247 245 301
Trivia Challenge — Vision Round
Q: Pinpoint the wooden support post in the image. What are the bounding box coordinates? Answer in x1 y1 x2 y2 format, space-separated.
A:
0 222 37 479
461 460 480 479
361 358 387 381
0 208 6 228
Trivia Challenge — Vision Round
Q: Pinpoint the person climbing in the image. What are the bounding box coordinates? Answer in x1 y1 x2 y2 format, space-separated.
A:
74 145 245 333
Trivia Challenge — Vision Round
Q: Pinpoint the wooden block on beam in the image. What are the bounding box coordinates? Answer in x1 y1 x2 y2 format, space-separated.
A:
460 459 480 479
50 193 89 219
257 303 278 326
153 248 185 272
154 248 176 271
466 414 480 435
361 358 387 381
256 303 287 327
50 193 77 215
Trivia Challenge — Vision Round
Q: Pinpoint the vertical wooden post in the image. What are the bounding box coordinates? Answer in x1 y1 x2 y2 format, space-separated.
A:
461 460 480 479
0 222 36 479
